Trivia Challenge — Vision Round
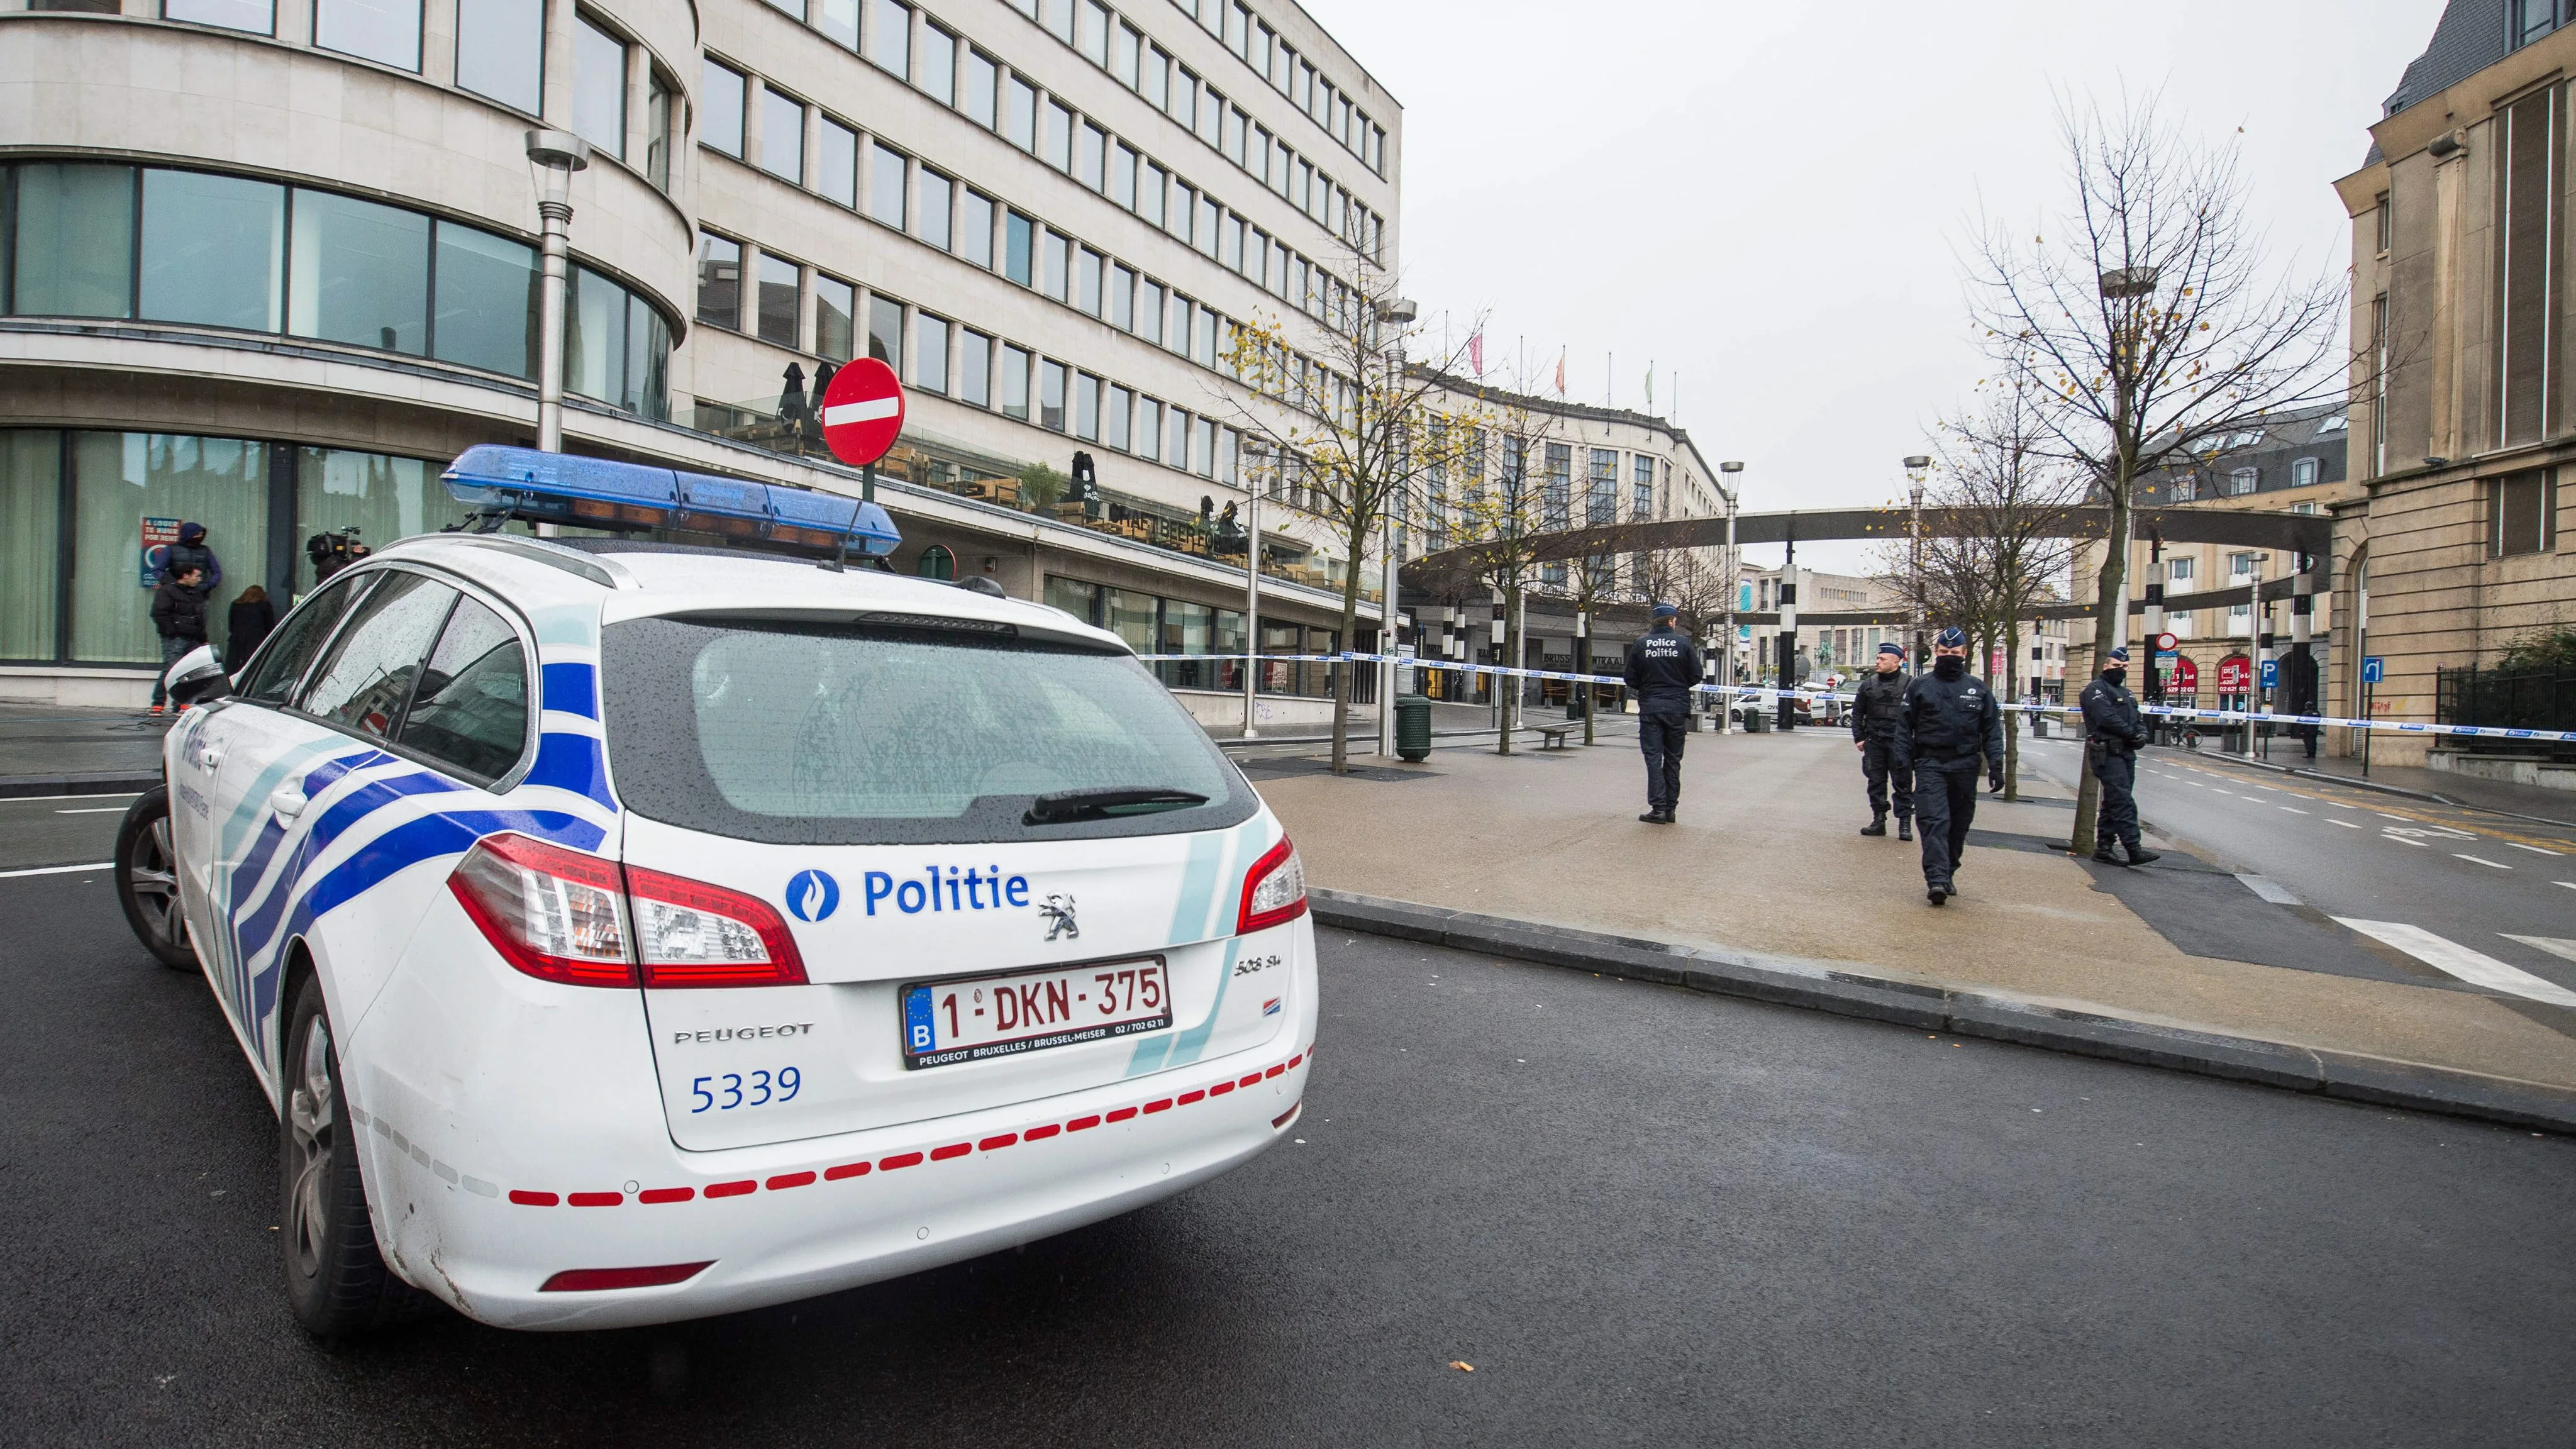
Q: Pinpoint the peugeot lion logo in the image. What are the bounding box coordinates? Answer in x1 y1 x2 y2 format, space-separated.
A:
1040 894 1079 941
785 869 841 923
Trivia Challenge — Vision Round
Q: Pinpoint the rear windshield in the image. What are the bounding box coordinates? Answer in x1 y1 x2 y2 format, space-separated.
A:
602 616 1255 845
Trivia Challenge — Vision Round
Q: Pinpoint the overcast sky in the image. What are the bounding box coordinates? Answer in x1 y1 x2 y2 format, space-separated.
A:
1296 0 2445 574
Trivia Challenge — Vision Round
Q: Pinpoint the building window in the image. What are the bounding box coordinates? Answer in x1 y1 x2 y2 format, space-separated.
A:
1135 398 1162 461
2228 467 2257 497
702 60 747 156
1040 359 1068 431
431 222 536 377
815 274 854 362
2496 82 2561 447
2512 0 2570 47
290 191 428 355
1043 100 1074 172
755 253 799 347
1587 448 1617 525
811 0 854 47
1111 143 1139 209
1104 382 1130 450
958 329 991 408
165 0 274 33
761 90 805 184
69 433 274 663
957 189 994 268
315 0 421 70
1633 455 1655 519
570 14 626 157
1075 246 1102 316
1136 279 1163 344
645 72 674 191
2374 191 2391 255
1077 121 1108 191
2492 469 2558 556
140 170 283 331
914 312 950 393
565 265 668 416
1006 76 1038 152
456 0 544 113
1041 229 1070 302
696 232 741 328
1003 210 1034 286
818 117 859 208
1074 372 1100 440
963 48 999 128
867 294 903 367
1001 343 1031 420
2291 457 2319 489
2169 556 2194 583
869 0 911 78
916 170 952 250
1108 262 1133 329
869 143 908 228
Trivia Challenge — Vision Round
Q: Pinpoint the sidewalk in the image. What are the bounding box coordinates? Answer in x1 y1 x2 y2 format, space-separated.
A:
0 703 169 797
1255 726 2576 1109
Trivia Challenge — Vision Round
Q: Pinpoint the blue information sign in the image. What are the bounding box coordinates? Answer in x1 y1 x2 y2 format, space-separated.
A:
2259 658 2279 689
2362 656 2384 685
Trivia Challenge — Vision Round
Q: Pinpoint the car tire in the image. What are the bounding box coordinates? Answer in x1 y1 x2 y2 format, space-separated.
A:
279 972 433 1340
113 787 197 972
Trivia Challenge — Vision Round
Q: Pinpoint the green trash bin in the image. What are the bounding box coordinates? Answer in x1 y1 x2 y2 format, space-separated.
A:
1394 695 1433 762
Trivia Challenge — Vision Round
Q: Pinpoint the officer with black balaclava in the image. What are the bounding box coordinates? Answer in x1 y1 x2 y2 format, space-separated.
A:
1896 626 2002 907
1849 641 1913 841
1622 602 1704 824
2080 645 2161 867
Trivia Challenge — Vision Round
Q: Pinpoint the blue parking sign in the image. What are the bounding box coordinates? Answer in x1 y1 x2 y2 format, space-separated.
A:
2258 658 2279 689
2362 656 2384 685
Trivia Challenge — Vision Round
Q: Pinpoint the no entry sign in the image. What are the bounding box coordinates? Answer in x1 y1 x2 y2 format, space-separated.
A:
819 358 906 468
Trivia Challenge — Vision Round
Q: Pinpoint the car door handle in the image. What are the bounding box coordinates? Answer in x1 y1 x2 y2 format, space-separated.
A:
269 787 308 821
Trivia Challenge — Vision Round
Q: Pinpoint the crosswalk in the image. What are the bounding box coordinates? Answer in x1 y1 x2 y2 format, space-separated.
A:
2335 920 2576 1011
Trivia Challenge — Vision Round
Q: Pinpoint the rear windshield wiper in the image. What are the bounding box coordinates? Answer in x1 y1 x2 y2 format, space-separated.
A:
1024 787 1209 825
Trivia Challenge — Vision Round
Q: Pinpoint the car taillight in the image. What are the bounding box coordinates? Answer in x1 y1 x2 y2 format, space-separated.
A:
1237 835 1307 935
626 865 808 988
448 833 634 987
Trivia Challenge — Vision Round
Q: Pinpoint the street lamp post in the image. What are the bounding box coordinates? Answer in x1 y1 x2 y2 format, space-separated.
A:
1719 460 1743 731
524 130 592 455
1903 456 1930 670
1241 467 1263 739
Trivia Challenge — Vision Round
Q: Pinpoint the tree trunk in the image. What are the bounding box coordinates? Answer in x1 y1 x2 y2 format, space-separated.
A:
1497 579 1520 755
2071 459 2130 852
1328 515 1366 775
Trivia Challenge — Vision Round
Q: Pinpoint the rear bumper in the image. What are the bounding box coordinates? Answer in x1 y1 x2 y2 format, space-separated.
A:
361 1039 1312 1330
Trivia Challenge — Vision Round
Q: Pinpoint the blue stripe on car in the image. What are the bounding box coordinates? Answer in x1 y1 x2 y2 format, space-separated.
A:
540 661 597 719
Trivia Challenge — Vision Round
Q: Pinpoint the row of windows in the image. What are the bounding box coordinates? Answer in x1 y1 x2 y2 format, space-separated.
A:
2167 456 2324 502
150 0 675 194
0 162 670 418
720 0 1379 268
1150 0 1384 177
1046 574 1352 697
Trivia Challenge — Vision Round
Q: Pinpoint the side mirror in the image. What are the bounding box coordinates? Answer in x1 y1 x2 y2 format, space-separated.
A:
164 644 232 709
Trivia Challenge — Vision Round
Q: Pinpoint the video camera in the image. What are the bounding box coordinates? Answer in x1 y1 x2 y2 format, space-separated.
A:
306 526 367 583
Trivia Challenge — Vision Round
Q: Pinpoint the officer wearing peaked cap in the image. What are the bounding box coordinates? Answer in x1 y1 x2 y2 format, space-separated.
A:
2080 646 2160 867
1896 627 2002 906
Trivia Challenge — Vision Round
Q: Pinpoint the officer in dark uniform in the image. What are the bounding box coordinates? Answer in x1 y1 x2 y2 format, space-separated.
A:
1896 627 2002 906
1848 642 1913 840
1622 602 1704 824
2080 645 2162 867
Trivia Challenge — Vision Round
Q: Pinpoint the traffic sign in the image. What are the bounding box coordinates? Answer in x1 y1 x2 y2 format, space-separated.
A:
2362 655 2385 685
2216 653 2253 692
2152 631 2178 652
2259 658 2279 689
819 358 906 467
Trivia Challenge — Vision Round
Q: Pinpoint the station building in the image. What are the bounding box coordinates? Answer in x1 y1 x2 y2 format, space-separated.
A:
1 0 1396 706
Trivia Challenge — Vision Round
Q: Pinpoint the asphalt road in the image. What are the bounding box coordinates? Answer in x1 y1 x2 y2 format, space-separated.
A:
2016 738 2576 992
6 832 2575 1446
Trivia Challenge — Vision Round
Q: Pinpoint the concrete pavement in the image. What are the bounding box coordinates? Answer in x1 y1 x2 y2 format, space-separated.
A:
1256 725 2576 1101
0 703 167 797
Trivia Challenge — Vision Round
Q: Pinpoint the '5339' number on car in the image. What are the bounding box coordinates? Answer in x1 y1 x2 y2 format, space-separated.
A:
691 1067 801 1113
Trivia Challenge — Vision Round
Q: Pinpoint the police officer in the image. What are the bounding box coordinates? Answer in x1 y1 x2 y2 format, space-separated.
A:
1896 627 2002 906
1849 642 1913 841
1623 602 1704 824
2080 646 2162 867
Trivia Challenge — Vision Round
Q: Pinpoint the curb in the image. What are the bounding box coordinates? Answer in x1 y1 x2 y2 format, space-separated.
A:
0 772 160 801
1307 889 2576 1136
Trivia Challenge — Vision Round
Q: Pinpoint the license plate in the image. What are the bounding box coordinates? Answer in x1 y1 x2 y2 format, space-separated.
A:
899 958 1172 1069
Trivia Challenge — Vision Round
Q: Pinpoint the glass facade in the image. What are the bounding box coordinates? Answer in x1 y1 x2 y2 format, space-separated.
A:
4 163 662 415
570 14 626 155
314 0 421 70
457 0 545 114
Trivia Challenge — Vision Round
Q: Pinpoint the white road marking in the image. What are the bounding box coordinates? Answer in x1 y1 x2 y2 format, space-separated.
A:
2561 882 2576 892
2280 807 2309 814
2378 813 2409 822
0 861 112 878
2506 842 2563 856
2503 936 2576 966
2455 854 2512 870
2336 919 2576 1009
0 792 142 804
54 807 125 814
2236 874 2301 905
2326 818 2361 829
2384 835 2429 848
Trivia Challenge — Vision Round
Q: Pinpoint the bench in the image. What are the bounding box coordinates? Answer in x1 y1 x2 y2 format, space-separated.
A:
1533 723 1576 750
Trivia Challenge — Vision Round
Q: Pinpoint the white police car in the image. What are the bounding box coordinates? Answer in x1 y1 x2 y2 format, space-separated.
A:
116 446 1314 1337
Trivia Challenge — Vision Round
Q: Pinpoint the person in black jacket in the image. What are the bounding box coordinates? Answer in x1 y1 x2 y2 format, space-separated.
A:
1849 642 1913 840
148 564 209 714
227 584 277 669
1896 627 2002 906
1622 602 1705 824
162 521 221 593
2079 646 2161 867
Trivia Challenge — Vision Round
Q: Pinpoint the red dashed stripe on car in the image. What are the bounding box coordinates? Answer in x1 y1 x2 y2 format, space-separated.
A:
504 1046 1313 1208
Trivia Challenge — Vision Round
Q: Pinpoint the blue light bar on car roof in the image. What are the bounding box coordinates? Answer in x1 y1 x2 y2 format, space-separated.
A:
439 445 901 556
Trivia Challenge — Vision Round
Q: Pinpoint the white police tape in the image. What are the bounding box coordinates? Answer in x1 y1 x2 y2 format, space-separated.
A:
1127 651 2576 744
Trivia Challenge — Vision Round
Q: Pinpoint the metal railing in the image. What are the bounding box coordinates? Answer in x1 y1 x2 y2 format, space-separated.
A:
2436 664 2576 746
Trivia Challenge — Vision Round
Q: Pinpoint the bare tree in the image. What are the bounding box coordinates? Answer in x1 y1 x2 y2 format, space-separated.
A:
1216 235 1483 774
1969 92 2347 849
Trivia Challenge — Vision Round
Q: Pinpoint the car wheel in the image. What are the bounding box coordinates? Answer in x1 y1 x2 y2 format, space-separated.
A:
113 787 196 971
280 973 431 1340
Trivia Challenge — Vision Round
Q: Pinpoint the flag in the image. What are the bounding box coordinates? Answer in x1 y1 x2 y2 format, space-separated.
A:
1645 364 1655 413
1468 331 1484 379
1554 348 1566 397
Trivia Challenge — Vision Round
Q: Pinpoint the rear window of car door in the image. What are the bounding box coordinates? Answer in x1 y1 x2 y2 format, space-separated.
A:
294 572 460 743
392 596 530 785
238 574 372 706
